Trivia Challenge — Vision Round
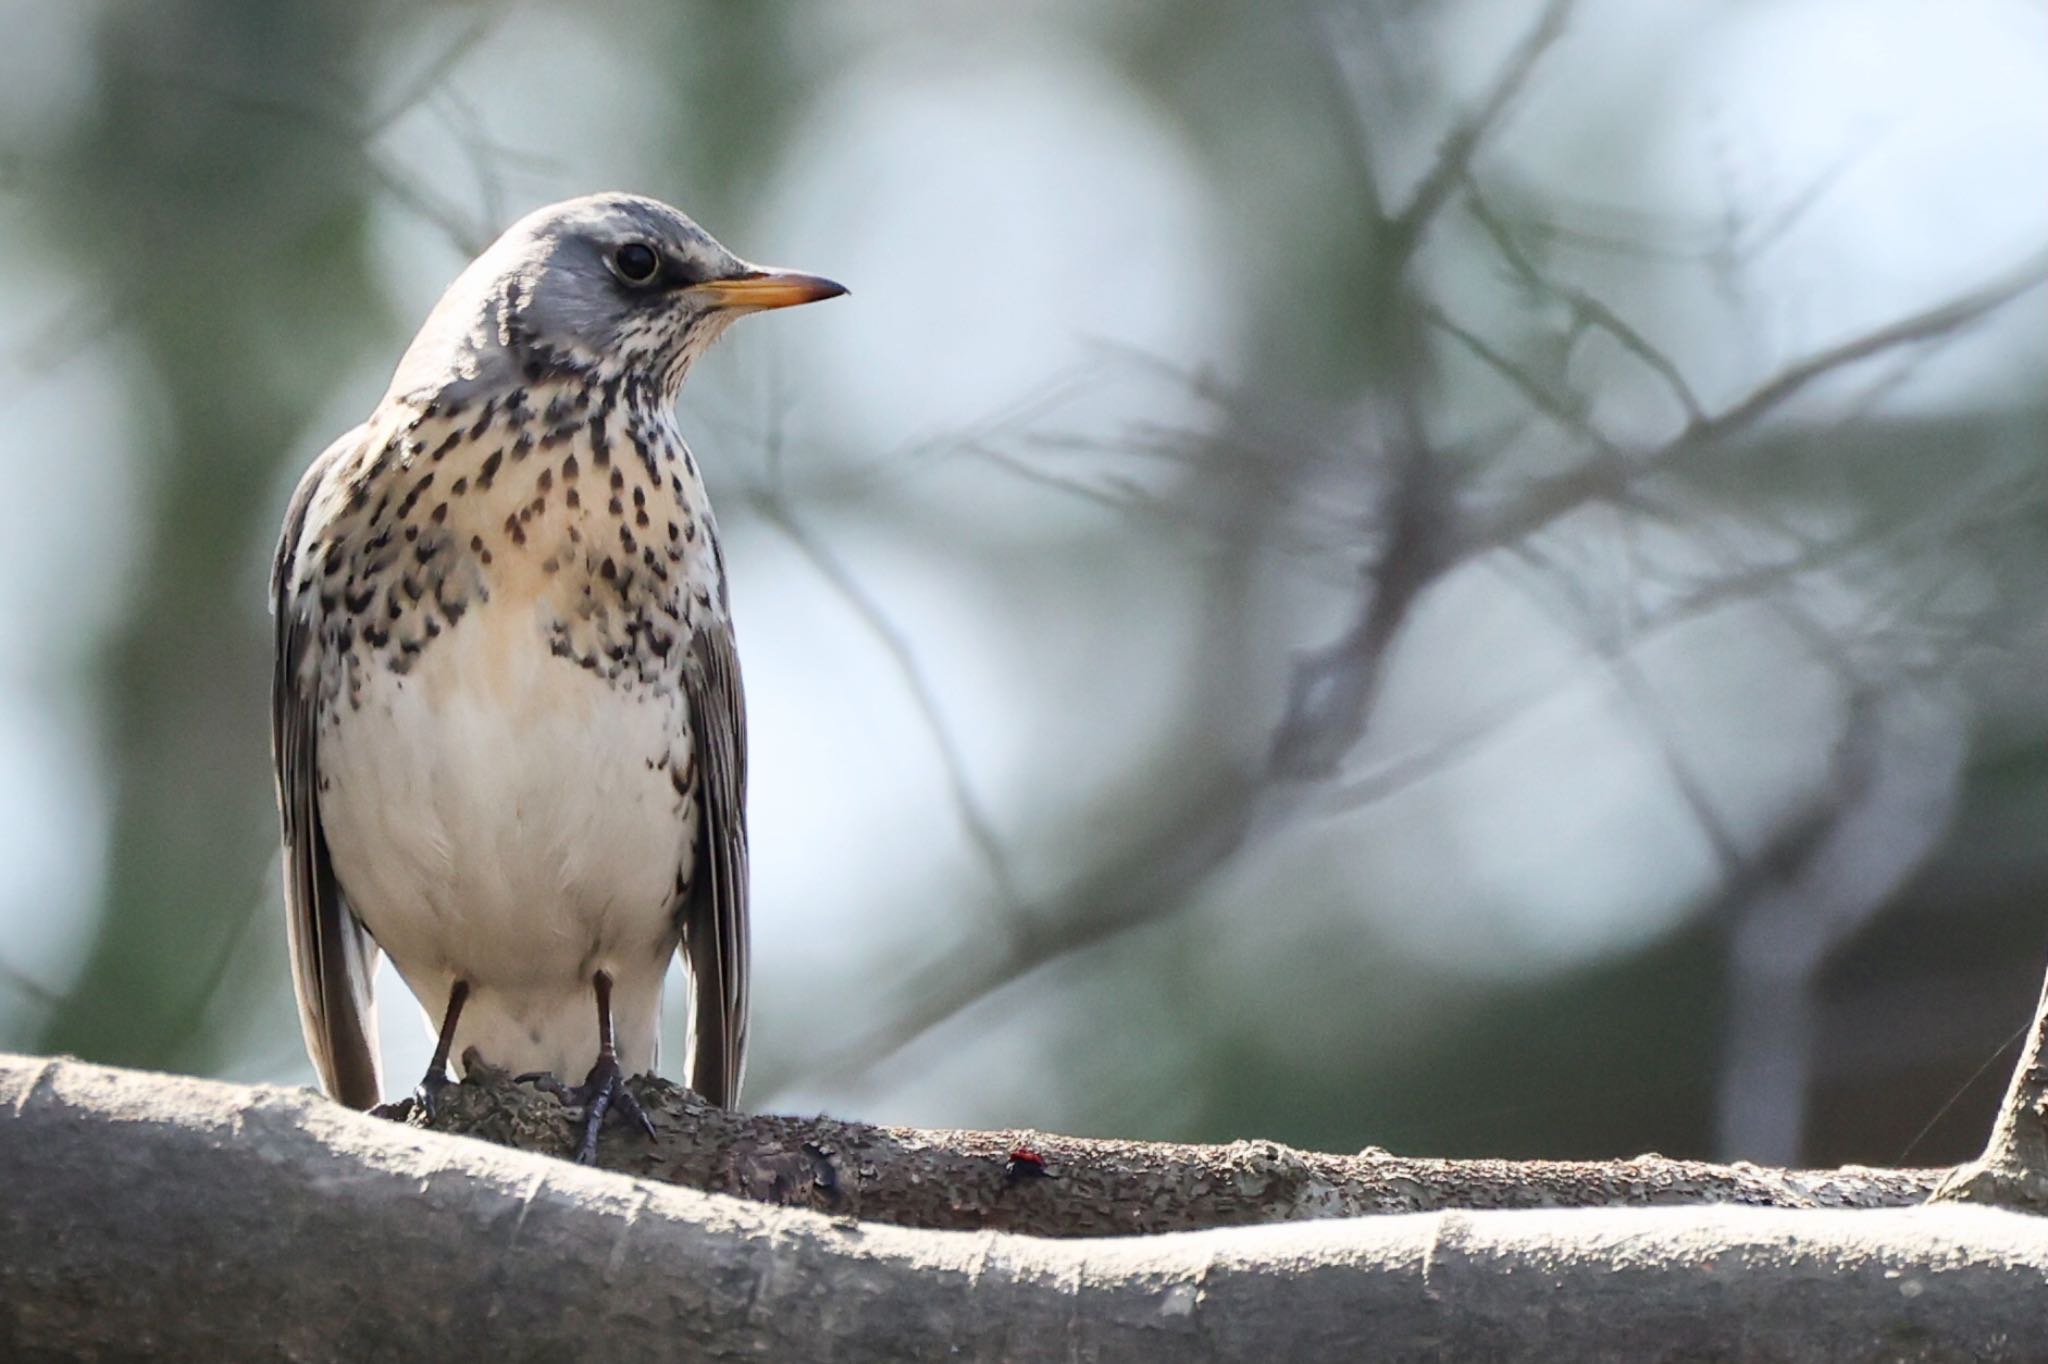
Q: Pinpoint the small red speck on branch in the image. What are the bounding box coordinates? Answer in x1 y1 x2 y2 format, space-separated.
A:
1006 1146 1054 1183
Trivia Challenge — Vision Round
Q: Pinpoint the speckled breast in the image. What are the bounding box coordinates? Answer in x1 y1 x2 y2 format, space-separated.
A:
286 375 725 994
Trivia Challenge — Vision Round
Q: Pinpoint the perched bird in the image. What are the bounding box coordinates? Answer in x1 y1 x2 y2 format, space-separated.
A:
271 193 843 1160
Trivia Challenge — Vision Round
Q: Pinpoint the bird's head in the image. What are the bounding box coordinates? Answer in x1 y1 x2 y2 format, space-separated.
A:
387 192 845 406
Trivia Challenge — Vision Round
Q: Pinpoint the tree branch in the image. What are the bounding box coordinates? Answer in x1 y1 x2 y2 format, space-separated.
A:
434 1058 1943 1234
1387 0 1578 254
1939 968 2048 1213
8 1053 2048 1362
749 486 1025 910
1679 248 2048 448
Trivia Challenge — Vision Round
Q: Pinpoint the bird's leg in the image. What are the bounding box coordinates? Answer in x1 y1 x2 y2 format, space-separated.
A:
372 978 469 1122
519 971 657 1164
570 970 655 1163
417 979 471 1116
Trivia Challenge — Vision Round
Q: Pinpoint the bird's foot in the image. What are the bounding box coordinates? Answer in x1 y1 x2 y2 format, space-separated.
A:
412 1069 456 1122
369 1069 455 1124
518 1057 655 1165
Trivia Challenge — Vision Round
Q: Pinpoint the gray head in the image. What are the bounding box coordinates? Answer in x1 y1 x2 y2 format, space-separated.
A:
385 192 844 406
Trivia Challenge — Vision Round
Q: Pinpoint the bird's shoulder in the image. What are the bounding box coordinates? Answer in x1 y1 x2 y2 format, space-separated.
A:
274 421 373 609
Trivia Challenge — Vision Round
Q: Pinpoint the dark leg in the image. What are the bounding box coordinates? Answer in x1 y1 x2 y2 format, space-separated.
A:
520 971 656 1164
573 970 656 1163
373 979 469 1122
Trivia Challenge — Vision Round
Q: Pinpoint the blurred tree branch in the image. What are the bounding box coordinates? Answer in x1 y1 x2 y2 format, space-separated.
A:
1386 0 1578 258
1679 248 2048 450
747 483 1025 912
776 6 2048 1125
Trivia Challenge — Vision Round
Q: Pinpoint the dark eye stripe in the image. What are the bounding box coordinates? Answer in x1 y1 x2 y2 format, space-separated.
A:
657 254 706 290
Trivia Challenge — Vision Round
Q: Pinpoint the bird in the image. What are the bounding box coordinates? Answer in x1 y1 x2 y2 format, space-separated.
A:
270 193 844 1162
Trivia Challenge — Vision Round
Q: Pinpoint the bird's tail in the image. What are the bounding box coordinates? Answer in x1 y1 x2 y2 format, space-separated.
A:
682 959 742 1108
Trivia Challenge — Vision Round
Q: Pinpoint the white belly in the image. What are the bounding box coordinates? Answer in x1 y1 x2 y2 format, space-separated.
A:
316 605 694 1078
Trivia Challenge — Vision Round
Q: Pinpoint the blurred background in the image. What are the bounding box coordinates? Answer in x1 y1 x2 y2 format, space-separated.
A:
2 0 2045 1171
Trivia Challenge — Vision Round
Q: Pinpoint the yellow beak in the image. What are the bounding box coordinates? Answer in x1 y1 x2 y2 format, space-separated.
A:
693 269 848 311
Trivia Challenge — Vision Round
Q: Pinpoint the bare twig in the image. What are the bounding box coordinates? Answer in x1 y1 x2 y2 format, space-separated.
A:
786 423 1444 1093
1680 249 2048 448
0 960 61 1013
749 489 1026 912
1463 181 1707 424
361 11 505 136
1389 0 1577 254
1441 240 2048 566
1269 440 1445 779
1507 539 1748 874
1423 300 1622 455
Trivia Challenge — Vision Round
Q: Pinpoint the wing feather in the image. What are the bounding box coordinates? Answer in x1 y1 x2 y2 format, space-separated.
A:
272 428 383 1110
678 619 750 1108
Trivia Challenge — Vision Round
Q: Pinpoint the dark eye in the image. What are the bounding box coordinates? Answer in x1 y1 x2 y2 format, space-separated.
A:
613 242 660 285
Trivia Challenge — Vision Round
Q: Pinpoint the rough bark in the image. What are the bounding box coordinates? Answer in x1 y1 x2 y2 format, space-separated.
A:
387 1056 1940 1234
3 1054 2047 1363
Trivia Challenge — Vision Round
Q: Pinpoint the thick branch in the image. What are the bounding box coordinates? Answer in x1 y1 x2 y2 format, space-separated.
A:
358 1056 1941 1237
4 1055 2047 1363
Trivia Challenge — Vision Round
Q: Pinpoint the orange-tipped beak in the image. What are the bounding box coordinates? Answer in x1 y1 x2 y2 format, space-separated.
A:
694 269 848 311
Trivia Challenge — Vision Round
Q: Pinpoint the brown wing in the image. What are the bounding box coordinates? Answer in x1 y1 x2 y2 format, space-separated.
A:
678 619 750 1108
272 427 383 1109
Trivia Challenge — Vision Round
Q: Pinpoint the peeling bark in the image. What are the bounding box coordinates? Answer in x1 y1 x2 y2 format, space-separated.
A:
3 1054 2048 1363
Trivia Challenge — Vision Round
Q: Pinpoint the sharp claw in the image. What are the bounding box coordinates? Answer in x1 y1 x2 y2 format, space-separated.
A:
370 1068 454 1123
413 1071 454 1123
368 1061 652 1160
574 1101 610 1165
534 1055 653 1164
614 1084 657 1140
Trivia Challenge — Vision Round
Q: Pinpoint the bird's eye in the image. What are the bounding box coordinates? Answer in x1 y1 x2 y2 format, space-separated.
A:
613 242 660 285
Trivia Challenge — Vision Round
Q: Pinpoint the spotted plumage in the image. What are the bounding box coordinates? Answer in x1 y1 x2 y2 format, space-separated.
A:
272 194 843 1144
